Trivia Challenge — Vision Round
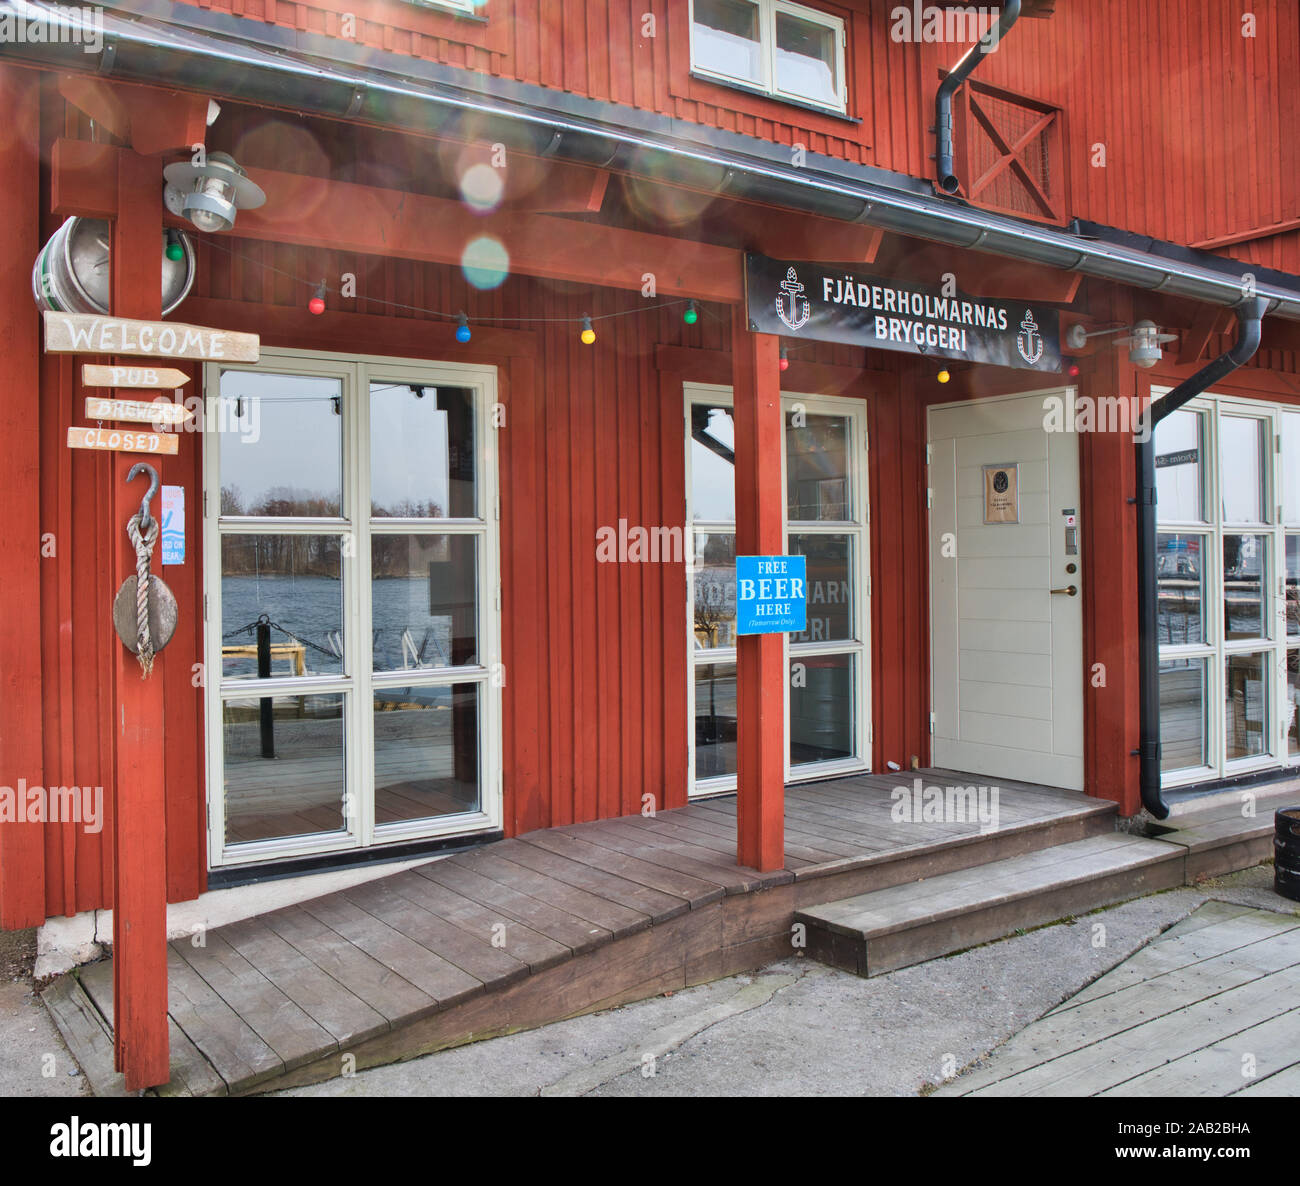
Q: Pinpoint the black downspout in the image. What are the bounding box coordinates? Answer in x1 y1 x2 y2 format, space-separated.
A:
934 0 1022 194
1136 298 1267 818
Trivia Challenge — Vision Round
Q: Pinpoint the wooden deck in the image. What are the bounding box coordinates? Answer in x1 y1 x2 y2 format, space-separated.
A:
53 769 1119 1096
936 901 1300 1096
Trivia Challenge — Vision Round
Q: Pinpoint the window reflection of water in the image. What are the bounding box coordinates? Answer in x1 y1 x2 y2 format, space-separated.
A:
222 575 455 705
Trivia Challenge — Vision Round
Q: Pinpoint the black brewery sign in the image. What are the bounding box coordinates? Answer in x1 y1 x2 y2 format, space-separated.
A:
745 254 1061 372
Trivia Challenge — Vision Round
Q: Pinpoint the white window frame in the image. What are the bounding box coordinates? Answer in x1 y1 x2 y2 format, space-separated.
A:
203 346 503 869
683 382 871 798
403 0 478 14
688 0 848 115
1155 389 1296 788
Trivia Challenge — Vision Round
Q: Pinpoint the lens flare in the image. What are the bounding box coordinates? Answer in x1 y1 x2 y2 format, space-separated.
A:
461 236 510 290
460 163 504 213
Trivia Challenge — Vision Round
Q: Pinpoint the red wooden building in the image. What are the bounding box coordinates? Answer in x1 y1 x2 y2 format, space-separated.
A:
2 0 1300 1077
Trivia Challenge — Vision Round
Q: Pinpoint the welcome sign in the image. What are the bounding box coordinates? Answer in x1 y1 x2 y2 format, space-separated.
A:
745 253 1062 372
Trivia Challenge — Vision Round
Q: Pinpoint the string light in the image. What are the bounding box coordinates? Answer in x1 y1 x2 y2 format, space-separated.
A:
164 229 184 262
189 234 722 340
779 345 789 372
937 367 951 383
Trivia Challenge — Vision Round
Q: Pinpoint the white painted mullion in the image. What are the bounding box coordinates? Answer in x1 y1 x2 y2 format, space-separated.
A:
1272 410 1288 764
1208 401 1226 778
202 361 225 869
353 360 375 849
761 0 776 94
481 368 503 832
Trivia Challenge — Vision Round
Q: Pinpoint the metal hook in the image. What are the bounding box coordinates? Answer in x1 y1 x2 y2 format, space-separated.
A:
126 462 160 533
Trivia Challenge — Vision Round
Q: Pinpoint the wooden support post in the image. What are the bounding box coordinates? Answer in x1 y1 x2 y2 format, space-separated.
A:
110 151 170 1091
731 306 785 872
1079 289 1141 817
0 65 45 930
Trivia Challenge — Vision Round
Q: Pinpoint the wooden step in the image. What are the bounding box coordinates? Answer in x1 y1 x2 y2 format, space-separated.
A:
796 834 1186 978
1156 784 1300 882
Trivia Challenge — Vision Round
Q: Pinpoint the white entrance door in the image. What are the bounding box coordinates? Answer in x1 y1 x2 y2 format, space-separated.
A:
927 389 1083 790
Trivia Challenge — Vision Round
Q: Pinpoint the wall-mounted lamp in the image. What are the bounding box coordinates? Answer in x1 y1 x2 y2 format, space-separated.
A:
1064 319 1178 369
163 151 266 234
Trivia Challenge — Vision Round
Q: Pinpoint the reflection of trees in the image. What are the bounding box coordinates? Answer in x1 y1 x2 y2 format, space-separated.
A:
220 485 341 518
694 569 733 648
220 487 443 521
372 499 445 519
700 535 733 564
223 533 341 577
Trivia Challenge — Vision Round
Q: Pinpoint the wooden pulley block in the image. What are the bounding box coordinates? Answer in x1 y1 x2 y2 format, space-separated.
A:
112 573 178 654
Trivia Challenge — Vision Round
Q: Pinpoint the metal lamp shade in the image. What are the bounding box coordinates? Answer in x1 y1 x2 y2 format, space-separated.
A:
163 151 266 234
1122 320 1178 369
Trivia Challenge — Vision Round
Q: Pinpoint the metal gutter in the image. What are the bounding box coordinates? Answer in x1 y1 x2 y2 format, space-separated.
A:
934 0 1022 193
4 1 1300 319
1135 298 1267 819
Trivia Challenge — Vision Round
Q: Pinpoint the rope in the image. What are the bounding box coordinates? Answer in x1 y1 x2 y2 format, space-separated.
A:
127 513 159 677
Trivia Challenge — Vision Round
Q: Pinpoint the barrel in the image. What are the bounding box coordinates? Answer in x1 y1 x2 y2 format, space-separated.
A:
1274 808 1300 901
31 216 195 316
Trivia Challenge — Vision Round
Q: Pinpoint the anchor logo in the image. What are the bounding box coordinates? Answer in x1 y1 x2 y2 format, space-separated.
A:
1016 309 1043 364
775 267 811 332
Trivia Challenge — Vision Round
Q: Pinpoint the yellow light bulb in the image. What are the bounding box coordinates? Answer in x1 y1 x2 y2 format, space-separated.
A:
580 315 596 345
937 368 951 383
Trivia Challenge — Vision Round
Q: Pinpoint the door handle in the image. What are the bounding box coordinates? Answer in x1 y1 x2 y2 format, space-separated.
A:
1050 585 1078 597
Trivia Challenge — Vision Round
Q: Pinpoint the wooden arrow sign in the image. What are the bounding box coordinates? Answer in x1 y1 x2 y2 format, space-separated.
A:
83 364 189 390
45 312 259 362
85 396 193 426
67 425 179 455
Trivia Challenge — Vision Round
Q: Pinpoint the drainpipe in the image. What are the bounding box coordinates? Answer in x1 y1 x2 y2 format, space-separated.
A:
1136 297 1267 818
934 0 1022 194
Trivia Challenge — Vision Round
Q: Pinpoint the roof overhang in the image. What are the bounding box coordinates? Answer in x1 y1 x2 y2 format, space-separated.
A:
4 0 1300 321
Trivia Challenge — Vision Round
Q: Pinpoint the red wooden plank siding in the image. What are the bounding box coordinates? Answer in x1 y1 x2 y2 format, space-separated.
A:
0 64 45 929
158 0 1296 260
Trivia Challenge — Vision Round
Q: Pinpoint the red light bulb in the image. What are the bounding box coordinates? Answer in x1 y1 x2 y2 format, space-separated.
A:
308 281 326 315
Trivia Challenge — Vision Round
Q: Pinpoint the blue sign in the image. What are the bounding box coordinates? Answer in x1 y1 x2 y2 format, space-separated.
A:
160 485 184 565
736 555 806 635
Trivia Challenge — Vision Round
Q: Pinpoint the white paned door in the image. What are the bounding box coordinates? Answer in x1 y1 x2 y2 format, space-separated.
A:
928 390 1084 790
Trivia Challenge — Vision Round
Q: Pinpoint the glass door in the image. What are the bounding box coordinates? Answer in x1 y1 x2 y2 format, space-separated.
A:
204 349 501 867
685 383 871 795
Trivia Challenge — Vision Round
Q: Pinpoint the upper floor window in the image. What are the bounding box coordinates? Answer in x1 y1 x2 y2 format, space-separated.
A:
690 0 847 114
403 0 478 13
